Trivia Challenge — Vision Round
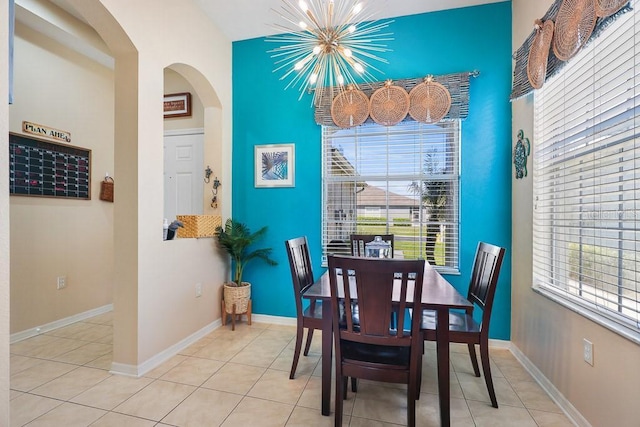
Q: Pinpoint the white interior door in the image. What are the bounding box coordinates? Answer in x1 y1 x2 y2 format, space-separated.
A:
164 130 204 221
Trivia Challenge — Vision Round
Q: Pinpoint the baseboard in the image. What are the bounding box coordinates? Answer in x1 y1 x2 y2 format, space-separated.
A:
110 319 221 377
251 314 296 326
10 304 114 344
509 344 589 427
488 338 511 349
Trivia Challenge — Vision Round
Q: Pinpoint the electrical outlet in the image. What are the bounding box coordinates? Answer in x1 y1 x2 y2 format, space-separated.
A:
583 338 594 366
56 276 66 290
195 282 202 298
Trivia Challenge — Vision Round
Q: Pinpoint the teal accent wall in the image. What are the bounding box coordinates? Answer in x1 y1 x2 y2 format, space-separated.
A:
232 2 513 339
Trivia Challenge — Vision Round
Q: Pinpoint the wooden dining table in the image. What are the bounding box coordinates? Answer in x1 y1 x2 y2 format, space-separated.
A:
302 262 472 427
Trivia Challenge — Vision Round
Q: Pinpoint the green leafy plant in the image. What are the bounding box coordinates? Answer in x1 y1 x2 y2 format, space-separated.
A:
215 218 277 286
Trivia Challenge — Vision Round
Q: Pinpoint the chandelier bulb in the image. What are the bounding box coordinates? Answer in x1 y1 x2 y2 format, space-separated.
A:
353 63 364 73
353 3 363 14
348 24 356 33
299 21 307 30
313 45 322 55
310 73 318 84
337 74 345 85
298 0 308 12
343 48 352 57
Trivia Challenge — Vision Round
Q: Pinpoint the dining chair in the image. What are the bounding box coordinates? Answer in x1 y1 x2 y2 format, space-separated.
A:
327 255 425 427
422 241 506 408
285 236 322 379
350 234 394 257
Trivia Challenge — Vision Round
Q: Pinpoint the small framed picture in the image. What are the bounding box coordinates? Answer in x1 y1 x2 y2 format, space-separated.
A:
163 92 192 118
255 143 295 188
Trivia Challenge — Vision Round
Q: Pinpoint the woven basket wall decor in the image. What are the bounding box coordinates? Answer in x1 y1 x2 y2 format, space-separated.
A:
552 0 597 61
595 0 628 17
527 19 555 89
331 86 369 128
369 80 410 126
99 176 114 202
408 77 452 124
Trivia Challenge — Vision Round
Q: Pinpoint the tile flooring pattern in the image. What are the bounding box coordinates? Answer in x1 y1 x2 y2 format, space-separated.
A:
10 312 576 426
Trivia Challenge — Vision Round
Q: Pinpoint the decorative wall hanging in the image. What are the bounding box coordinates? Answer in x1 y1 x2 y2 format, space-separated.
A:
163 92 191 118
511 0 630 100
552 0 597 61
369 80 410 126
22 121 71 143
315 71 474 126
99 175 114 202
527 19 555 89
255 144 295 188
408 76 452 124
267 0 392 107
331 85 370 128
596 0 629 17
514 129 531 179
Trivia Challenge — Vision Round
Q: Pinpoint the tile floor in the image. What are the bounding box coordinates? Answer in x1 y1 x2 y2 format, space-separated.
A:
10 312 576 426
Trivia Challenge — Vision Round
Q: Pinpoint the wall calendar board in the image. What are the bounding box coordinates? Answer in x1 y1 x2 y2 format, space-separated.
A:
9 132 91 200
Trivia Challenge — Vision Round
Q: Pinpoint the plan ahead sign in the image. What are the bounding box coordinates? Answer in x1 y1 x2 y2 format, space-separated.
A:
22 121 71 143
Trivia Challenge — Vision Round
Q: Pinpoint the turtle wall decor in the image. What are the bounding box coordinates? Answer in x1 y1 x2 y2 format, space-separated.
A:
514 129 530 179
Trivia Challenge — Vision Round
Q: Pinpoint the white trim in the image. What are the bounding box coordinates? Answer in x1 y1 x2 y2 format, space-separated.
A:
487 338 510 349
163 128 204 137
251 314 297 326
10 304 113 344
510 343 588 427
109 319 221 377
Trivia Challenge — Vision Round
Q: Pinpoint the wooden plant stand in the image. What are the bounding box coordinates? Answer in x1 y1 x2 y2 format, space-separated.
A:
221 298 252 331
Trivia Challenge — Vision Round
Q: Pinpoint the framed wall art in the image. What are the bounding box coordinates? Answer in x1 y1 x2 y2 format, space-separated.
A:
255 143 295 188
163 92 192 118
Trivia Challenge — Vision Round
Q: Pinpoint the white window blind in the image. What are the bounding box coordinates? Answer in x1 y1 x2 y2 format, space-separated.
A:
533 3 640 339
322 120 460 273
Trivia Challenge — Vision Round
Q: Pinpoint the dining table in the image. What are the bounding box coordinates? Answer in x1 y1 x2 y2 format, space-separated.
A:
302 261 472 427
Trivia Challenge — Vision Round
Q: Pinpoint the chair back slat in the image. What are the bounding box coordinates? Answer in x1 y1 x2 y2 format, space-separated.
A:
350 234 394 258
285 237 314 317
467 242 506 331
327 255 424 347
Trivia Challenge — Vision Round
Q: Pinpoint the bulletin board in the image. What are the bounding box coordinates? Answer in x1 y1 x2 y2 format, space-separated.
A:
9 132 91 200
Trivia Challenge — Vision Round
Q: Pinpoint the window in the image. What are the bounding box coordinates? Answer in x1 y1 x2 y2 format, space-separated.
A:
322 120 460 273
533 4 640 341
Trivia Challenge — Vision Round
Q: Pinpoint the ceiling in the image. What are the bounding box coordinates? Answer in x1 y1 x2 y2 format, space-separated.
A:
50 0 503 42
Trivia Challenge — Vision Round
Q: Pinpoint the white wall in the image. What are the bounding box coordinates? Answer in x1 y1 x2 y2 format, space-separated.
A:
511 2 640 426
0 0 11 423
67 0 231 370
9 23 115 334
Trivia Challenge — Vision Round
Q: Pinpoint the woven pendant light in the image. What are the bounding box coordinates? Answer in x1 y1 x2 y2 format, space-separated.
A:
369 80 410 126
553 0 596 61
331 85 370 128
408 76 451 124
527 19 555 89
595 0 628 17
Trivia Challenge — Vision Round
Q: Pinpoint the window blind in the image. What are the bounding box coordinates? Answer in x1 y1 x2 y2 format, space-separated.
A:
322 120 460 273
533 2 640 337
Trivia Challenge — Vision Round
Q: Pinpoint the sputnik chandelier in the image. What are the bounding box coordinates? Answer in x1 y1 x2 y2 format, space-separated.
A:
267 0 393 106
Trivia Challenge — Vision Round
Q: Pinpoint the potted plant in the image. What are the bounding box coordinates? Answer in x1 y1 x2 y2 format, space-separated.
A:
215 218 277 325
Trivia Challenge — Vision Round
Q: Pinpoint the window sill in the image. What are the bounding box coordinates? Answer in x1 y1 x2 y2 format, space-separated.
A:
532 285 640 346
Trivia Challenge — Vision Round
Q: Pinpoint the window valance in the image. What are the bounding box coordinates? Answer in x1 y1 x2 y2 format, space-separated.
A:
510 0 631 100
314 71 475 126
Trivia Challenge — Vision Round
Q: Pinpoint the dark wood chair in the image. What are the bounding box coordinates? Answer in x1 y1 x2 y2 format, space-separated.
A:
285 236 322 379
327 255 425 427
422 241 506 408
350 234 394 257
